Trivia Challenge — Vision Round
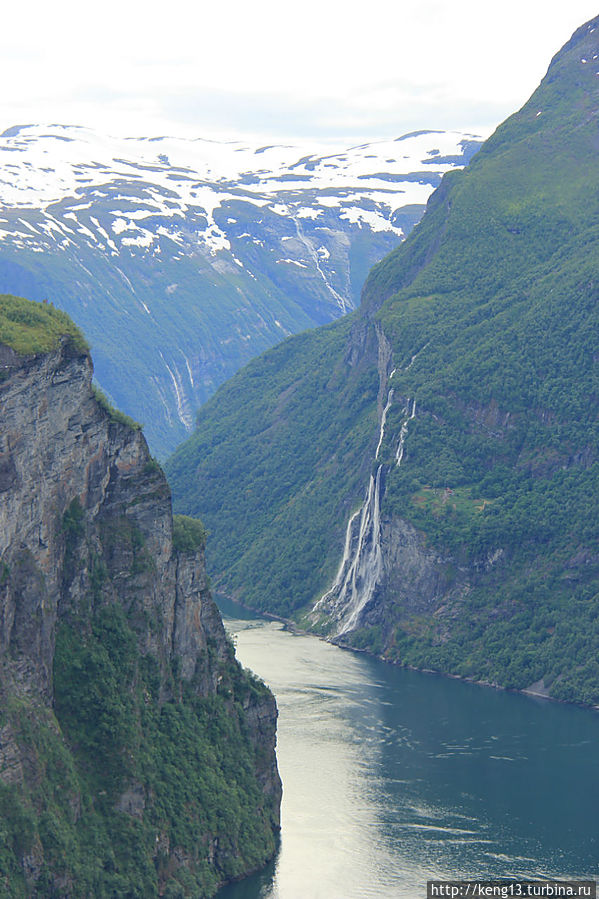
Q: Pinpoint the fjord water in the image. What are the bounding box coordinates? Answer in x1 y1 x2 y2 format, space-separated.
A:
216 598 598 899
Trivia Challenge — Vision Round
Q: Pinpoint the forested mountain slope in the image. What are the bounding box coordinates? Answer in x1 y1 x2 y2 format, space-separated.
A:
167 15 599 705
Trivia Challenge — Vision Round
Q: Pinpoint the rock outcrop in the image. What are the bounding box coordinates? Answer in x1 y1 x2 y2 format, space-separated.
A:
0 305 281 897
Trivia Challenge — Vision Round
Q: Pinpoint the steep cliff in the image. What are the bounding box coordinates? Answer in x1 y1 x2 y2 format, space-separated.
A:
0 296 281 897
167 15 599 706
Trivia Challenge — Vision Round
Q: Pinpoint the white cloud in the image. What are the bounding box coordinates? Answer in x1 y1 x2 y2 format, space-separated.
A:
0 1 598 139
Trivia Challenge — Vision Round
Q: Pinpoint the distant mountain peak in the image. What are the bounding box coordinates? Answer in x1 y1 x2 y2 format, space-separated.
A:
0 123 481 455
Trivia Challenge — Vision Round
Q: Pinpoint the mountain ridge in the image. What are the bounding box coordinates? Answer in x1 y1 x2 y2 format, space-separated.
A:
167 14 599 706
0 124 480 455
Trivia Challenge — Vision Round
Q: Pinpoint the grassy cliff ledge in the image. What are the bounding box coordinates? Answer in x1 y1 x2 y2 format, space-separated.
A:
0 293 88 355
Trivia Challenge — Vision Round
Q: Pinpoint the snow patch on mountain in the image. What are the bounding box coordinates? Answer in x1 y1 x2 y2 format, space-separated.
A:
0 124 480 243
0 123 482 456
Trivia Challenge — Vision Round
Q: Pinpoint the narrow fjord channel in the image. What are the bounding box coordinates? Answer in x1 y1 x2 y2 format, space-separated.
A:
215 598 598 899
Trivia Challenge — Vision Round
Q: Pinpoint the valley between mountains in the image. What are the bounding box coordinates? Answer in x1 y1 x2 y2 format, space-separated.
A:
2 8 599 897
167 14 599 708
0 126 479 456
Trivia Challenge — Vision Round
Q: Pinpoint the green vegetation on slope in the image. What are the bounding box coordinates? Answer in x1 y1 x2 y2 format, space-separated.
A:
167 317 380 616
0 602 277 898
0 293 88 355
0 315 279 894
167 16 599 704
350 25 599 700
173 514 208 553
92 384 142 430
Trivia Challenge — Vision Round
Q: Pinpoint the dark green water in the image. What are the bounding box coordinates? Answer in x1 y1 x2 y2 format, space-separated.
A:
216 598 599 898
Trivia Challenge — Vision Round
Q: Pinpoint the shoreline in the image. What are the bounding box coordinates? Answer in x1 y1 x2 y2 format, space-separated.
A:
216 592 599 714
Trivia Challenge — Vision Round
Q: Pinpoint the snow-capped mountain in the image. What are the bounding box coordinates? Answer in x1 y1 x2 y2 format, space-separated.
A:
0 124 481 455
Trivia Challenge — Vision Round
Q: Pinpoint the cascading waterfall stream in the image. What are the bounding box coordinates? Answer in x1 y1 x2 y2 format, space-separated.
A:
396 399 416 466
314 367 417 636
294 217 353 314
375 376 395 460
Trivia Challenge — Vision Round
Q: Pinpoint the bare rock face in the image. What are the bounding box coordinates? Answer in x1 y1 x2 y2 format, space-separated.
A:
0 335 281 895
0 338 216 697
378 517 457 617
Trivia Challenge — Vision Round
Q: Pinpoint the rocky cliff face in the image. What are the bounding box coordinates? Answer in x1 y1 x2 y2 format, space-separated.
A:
0 324 281 896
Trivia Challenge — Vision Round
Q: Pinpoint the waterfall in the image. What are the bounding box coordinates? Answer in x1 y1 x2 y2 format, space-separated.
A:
395 399 416 466
404 343 428 371
375 388 394 460
313 467 383 636
314 381 417 637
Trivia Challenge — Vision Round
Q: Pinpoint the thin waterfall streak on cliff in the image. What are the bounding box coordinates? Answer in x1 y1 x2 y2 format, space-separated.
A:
333 506 362 590
314 376 415 635
347 473 377 594
375 387 394 460
314 466 383 632
313 506 362 610
317 380 393 617
159 350 193 430
317 377 394 606
314 481 371 614
396 399 416 466
404 342 429 371
294 217 352 314
338 465 384 635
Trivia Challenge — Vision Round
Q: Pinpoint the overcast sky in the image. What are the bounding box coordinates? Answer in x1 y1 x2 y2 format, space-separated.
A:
2 1 598 143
